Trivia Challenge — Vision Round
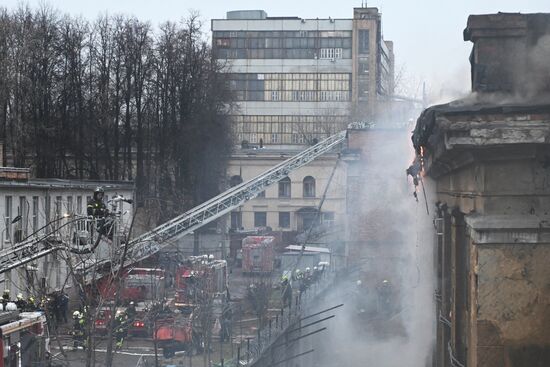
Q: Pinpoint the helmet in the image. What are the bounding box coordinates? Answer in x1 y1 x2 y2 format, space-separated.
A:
5 302 17 311
295 269 301 274
3 289 9 295
73 311 81 318
29 296 35 304
17 293 23 300
208 254 214 261
382 279 389 284
130 301 134 306
305 267 311 272
93 186 105 199
313 266 318 271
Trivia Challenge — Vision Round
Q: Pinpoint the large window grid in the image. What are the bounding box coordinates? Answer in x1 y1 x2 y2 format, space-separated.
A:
228 73 351 102
213 30 352 59
235 115 348 145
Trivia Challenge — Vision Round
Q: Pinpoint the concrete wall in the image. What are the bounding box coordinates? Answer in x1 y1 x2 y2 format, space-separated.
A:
423 108 550 367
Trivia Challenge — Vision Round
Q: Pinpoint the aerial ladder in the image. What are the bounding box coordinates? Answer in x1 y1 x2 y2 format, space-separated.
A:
0 122 368 276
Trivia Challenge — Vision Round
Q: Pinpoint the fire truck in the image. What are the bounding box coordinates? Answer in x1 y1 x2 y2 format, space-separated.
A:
0 311 49 367
98 267 166 301
241 236 275 274
174 256 228 311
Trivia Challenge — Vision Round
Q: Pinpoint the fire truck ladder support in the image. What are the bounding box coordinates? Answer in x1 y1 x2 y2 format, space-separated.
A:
0 122 369 276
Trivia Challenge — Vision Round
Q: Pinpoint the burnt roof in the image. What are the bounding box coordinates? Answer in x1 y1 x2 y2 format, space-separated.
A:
411 99 550 153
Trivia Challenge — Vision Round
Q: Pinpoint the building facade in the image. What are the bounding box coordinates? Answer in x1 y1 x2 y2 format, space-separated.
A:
212 7 394 146
413 13 550 367
227 150 346 232
0 167 134 298
212 7 394 236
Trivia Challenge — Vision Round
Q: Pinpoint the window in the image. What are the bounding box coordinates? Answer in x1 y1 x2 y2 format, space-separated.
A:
322 212 335 226
67 196 73 214
17 196 26 240
279 212 290 228
358 30 370 54
32 196 39 233
278 177 291 198
303 176 316 198
230 211 242 230
45 196 51 224
77 196 83 214
4 196 12 241
319 48 342 60
55 196 62 216
254 212 267 227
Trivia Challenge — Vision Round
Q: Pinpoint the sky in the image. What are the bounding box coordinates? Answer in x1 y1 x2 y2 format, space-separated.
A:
3 0 550 101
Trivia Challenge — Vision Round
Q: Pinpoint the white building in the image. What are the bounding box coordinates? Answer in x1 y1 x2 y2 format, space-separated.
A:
0 167 134 297
212 7 394 236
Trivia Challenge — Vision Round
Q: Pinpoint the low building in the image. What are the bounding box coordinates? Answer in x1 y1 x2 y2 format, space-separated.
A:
227 149 346 236
0 167 134 298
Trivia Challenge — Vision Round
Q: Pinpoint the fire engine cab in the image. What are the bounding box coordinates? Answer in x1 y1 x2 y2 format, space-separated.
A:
0 311 49 367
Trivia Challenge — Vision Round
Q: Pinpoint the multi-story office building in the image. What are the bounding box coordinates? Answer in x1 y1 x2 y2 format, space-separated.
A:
212 7 394 235
212 7 394 146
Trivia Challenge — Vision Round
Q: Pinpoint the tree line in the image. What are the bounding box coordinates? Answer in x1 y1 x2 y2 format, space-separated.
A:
0 5 234 219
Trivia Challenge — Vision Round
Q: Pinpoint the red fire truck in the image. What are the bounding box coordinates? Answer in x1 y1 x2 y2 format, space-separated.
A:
174 256 227 311
98 267 166 301
242 236 275 274
0 311 50 367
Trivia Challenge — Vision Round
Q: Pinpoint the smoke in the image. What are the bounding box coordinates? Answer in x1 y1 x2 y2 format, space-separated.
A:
305 127 436 367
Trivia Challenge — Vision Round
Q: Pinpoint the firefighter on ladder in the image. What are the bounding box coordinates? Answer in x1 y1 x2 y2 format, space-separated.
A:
87 186 112 242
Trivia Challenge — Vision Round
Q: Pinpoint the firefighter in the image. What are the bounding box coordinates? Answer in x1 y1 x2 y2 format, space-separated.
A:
72 311 86 349
87 186 111 240
27 296 36 311
281 276 292 308
87 186 108 218
114 311 128 349
220 301 232 342
15 293 27 310
2 289 10 308
126 301 137 322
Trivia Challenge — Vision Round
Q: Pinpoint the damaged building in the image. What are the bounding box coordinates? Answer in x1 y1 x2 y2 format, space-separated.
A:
413 12 550 367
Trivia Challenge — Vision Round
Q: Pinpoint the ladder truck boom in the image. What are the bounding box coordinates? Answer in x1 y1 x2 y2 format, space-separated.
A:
117 128 348 269
0 122 368 276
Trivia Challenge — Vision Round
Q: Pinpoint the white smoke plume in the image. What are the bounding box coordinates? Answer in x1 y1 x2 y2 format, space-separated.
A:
303 126 436 367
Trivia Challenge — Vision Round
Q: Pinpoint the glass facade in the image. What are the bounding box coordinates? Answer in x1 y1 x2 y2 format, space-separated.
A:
234 115 348 145
213 30 352 59
228 73 351 102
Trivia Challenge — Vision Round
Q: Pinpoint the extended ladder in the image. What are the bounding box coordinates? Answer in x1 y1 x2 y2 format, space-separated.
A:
0 122 368 275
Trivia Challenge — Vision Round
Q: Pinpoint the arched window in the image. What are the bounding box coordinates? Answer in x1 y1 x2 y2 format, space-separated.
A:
303 176 315 198
230 175 243 187
278 177 291 198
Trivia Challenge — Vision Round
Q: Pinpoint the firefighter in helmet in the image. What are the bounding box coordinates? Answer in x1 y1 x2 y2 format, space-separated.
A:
281 275 292 308
114 311 128 349
2 289 10 308
87 186 112 240
72 310 86 349
15 293 27 310
87 187 108 218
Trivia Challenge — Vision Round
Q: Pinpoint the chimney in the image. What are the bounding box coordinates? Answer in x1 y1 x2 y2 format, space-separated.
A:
464 13 550 95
